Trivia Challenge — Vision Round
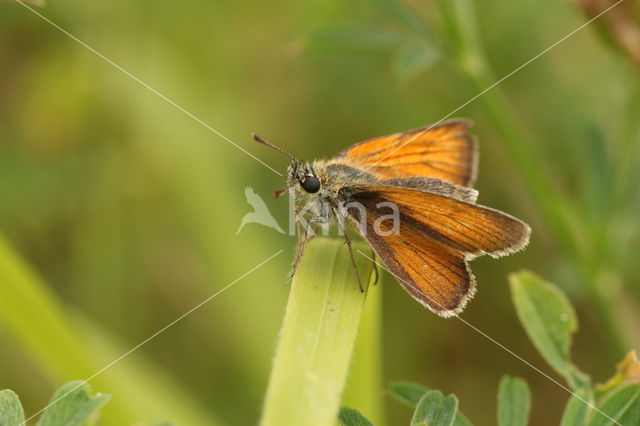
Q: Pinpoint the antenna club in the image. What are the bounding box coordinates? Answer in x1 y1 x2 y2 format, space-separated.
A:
251 132 298 162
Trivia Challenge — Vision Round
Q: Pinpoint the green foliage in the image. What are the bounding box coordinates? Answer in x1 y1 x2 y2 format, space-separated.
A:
587 384 640 426
510 271 590 391
0 234 220 426
411 391 458 426
391 41 440 81
510 271 576 374
388 382 431 407
0 390 25 426
2 0 640 424
1 381 179 426
452 412 473 426
388 382 473 426
388 382 472 425
37 381 110 426
367 272 640 425
302 2 442 83
338 407 374 426
497 376 531 426
304 26 401 53
1 382 117 426
560 390 590 426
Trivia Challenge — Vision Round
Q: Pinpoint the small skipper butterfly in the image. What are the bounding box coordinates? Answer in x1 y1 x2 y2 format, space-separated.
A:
254 120 530 317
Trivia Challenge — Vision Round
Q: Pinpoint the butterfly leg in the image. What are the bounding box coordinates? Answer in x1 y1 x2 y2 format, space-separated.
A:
291 209 314 277
333 207 364 292
370 252 379 285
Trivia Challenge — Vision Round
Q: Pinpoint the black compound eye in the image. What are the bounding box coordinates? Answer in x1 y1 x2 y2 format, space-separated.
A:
301 176 321 193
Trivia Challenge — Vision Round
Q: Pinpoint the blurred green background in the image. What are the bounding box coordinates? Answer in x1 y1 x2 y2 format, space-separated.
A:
1 0 639 424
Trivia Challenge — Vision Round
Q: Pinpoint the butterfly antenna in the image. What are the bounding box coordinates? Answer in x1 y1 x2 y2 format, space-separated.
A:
252 133 298 161
272 186 292 198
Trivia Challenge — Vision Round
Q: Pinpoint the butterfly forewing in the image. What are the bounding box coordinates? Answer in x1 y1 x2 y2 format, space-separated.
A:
349 186 530 258
337 120 478 187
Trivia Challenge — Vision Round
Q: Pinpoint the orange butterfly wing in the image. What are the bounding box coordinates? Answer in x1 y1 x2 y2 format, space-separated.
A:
345 186 530 316
350 186 530 258
336 120 478 187
348 201 474 316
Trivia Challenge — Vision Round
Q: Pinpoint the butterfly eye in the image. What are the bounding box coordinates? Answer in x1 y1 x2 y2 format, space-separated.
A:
301 176 321 193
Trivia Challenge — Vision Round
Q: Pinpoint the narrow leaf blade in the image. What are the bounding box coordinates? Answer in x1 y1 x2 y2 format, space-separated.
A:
259 238 376 426
389 381 430 407
304 26 401 53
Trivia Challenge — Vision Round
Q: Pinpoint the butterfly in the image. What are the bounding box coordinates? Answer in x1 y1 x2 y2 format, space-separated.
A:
253 119 530 317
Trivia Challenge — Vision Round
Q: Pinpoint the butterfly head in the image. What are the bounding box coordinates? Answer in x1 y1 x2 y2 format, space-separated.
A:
286 160 321 194
252 133 323 198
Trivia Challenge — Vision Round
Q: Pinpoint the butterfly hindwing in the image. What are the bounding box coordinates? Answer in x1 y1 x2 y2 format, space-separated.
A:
344 185 530 315
347 199 475 316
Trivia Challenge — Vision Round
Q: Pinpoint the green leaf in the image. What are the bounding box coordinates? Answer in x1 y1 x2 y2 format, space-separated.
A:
0 389 25 426
389 381 431 407
37 381 111 426
411 390 458 426
392 41 440 81
588 384 640 426
560 389 591 426
304 26 402 53
390 382 473 425
618 395 640 425
338 407 373 426
373 0 433 38
509 271 589 389
497 375 531 426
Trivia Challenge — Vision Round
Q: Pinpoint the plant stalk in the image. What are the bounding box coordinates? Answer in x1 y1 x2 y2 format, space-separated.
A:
437 0 631 354
342 272 385 425
260 237 377 426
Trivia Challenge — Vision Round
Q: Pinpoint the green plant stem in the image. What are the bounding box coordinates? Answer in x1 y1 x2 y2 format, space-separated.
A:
437 0 630 355
260 237 377 426
438 0 578 258
616 71 640 203
475 84 630 354
342 273 385 425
